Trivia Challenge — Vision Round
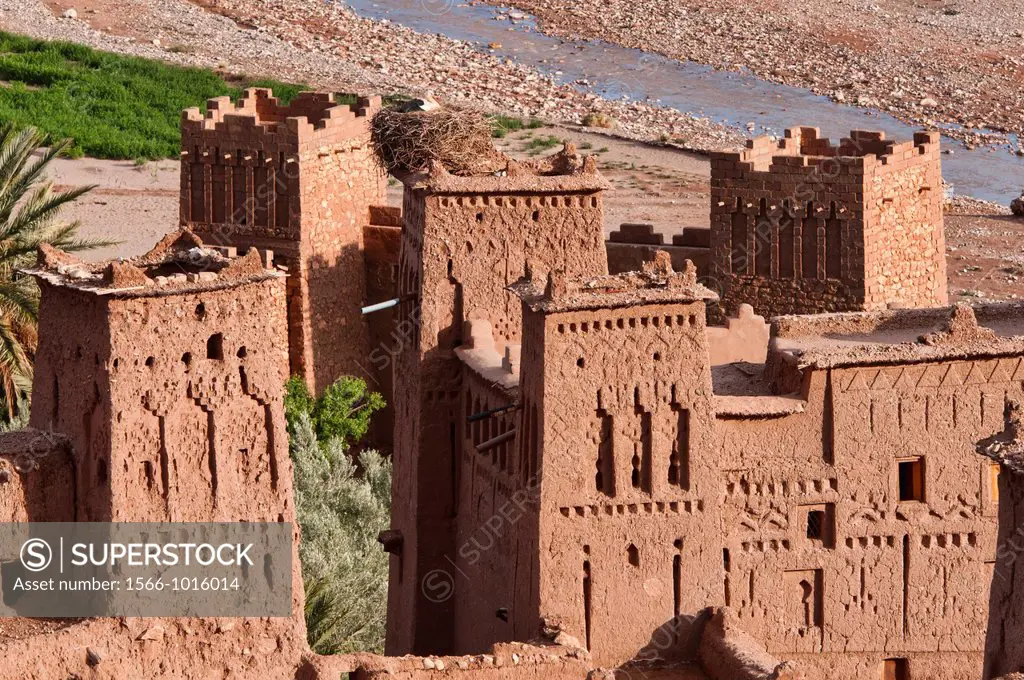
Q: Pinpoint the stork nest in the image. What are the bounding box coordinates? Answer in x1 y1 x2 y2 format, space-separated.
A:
370 108 506 176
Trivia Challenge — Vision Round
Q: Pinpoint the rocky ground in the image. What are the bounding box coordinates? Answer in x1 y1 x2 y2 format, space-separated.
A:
479 0 1024 153
0 0 743 151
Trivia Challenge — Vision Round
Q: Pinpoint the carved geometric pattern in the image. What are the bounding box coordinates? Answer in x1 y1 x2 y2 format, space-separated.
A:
841 357 1024 392
240 362 278 405
142 373 186 417
188 361 241 411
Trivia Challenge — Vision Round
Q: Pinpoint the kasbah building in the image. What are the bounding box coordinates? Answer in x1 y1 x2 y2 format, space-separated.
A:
2 88 1024 680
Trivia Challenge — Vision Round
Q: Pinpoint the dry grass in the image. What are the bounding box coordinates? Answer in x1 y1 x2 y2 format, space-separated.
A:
370 108 504 176
582 112 616 129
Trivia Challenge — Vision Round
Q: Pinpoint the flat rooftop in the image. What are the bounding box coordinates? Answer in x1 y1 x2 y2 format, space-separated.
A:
771 302 1024 369
25 229 282 298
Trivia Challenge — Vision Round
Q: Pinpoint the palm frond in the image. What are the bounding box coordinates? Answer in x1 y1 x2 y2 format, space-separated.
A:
0 124 104 409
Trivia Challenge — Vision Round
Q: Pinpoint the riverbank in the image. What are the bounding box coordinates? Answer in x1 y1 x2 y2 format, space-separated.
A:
0 0 743 151
477 0 1024 153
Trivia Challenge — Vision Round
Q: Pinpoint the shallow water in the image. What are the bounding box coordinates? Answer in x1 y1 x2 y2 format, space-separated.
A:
345 0 1024 204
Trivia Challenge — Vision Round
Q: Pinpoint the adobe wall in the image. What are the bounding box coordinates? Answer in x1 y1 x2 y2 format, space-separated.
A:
0 617 310 680
976 404 1024 679
30 264 292 524
606 223 710 277
709 127 945 318
452 320 537 652
861 131 947 309
986 477 1024 679
514 264 724 668
387 152 609 656
21 237 307 671
180 88 386 393
705 304 770 366
0 429 74 522
713 349 1009 678
0 617 591 680
363 209 404 446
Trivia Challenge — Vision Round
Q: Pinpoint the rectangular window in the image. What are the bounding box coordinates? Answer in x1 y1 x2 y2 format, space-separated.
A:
990 462 1001 504
898 458 926 502
883 658 909 680
802 503 835 548
807 510 824 539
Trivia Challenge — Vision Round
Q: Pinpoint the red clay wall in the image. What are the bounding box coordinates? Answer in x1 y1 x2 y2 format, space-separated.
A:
180 89 386 393
715 356 1004 679
387 164 609 657
525 299 724 667
982 465 1024 678
30 277 292 524
606 223 710 277
862 132 947 309
709 128 945 318
0 430 74 522
452 322 536 651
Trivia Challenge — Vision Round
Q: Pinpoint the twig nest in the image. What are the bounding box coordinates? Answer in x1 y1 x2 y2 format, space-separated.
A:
370 108 507 176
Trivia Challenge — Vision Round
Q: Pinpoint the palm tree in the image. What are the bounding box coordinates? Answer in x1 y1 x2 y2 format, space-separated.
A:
0 123 111 417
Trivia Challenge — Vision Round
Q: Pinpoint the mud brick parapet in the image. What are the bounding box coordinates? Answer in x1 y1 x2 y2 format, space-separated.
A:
180 88 386 393
709 127 946 318
606 222 711 276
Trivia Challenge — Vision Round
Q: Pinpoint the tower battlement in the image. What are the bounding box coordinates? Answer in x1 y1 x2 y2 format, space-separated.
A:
180 88 387 393
713 126 941 174
710 126 946 318
181 88 381 146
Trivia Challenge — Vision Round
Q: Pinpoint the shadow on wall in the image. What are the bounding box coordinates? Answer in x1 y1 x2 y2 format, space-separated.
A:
631 609 712 668
305 244 372 394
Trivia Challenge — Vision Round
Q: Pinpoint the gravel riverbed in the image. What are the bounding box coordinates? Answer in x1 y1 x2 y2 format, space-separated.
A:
477 0 1024 153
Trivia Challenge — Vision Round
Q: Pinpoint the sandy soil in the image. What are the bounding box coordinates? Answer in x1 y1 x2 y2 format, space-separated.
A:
49 134 1023 305
48 156 180 261
479 0 1024 152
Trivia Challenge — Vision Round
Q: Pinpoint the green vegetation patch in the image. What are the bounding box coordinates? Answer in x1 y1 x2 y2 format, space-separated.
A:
491 114 544 138
0 31 308 160
524 134 563 154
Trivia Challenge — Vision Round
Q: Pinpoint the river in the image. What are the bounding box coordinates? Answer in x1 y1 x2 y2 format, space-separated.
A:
346 0 1023 205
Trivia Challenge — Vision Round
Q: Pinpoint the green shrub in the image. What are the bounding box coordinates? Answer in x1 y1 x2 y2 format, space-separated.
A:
525 134 563 154
0 31 309 160
284 375 384 447
290 411 391 654
491 114 544 138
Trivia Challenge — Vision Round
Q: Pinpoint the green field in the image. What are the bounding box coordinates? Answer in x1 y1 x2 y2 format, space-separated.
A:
0 31 312 160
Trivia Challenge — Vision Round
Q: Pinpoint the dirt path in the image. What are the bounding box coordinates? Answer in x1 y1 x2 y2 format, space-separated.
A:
477 0 1024 152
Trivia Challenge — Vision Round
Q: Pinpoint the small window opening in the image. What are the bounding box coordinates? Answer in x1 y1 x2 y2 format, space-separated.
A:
898 458 925 502
807 510 825 540
207 333 224 360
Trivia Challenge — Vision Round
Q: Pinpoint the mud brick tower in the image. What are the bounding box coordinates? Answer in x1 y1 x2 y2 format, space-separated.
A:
507 259 725 666
26 231 294 525
977 402 1024 679
180 88 385 392
709 127 946 317
387 150 609 655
